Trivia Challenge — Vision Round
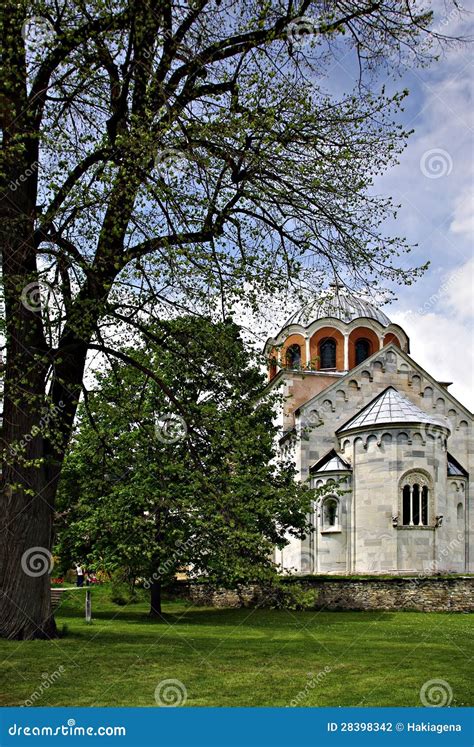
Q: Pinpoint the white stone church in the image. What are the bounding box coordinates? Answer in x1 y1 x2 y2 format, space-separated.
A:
265 288 472 575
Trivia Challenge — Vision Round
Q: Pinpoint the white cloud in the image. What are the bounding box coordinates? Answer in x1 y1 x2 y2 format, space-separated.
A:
444 256 474 320
392 259 474 411
450 185 474 237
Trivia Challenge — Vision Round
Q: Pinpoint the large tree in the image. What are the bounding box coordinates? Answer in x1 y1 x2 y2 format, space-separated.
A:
0 0 463 638
55 316 315 616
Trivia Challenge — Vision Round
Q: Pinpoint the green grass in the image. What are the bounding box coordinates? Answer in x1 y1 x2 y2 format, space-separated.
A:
0 586 472 707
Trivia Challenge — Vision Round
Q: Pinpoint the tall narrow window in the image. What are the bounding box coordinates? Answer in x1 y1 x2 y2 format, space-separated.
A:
401 478 429 526
355 338 371 365
322 497 339 530
402 485 411 525
320 338 336 369
286 343 301 368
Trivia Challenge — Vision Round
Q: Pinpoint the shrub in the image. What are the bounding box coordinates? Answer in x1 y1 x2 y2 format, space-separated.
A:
264 582 318 611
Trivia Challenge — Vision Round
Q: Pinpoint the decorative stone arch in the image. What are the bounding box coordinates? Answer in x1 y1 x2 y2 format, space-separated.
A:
411 374 422 392
447 409 457 428
365 434 378 451
335 389 347 403
320 495 340 532
341 438 351 454
423 386 434 404
307 409 323 427
398 469 433 527
384 323 409 352
321 398 335 414
383 332 401 348
379 432 393 446
396 431 409 444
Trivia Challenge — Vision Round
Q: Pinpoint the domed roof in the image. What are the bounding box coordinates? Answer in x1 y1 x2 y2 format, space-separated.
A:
337 387 450 434
284 287 391 328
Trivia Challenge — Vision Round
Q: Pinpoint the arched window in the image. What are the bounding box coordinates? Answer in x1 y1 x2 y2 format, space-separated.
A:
286 344 301 369
401 474 429 526
457 502 464 528
355 338 371 365
319 338 336 369
322 497 339 531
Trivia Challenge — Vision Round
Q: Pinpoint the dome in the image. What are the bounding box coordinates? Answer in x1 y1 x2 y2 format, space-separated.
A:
284 288 391 328
337 387 450 434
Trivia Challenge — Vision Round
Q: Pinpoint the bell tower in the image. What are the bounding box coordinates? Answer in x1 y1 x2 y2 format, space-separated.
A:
264 288 409 425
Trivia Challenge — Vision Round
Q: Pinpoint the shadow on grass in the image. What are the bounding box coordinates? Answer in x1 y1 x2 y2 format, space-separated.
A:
56 604 399 637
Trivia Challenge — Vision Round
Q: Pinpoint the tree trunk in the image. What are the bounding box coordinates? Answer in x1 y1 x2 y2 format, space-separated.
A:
0 0 54 639
149 578 162 618
0 0 137 639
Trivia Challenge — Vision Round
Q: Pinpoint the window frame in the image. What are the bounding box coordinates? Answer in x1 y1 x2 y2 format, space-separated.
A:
286 343 302 369
399 472 432 528
355 337 372 366
320 496 340 533
319 337 337 370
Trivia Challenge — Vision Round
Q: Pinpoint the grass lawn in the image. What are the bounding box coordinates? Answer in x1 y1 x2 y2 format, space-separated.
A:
0 586 472 707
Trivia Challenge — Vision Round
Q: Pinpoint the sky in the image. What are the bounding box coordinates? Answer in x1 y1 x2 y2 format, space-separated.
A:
257 4 473 410
376 9 474 411
80 4 473 410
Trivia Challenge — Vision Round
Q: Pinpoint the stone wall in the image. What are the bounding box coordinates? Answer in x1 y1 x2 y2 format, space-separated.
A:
169 576 474 613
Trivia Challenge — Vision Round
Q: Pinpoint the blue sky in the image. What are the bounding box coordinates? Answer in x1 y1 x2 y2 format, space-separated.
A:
336 7 473 409
256 6 473 409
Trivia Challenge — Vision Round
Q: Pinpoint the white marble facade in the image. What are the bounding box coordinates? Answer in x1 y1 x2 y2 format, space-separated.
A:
266 291 473 575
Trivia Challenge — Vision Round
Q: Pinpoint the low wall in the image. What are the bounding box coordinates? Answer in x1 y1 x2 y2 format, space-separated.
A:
169 576 474 613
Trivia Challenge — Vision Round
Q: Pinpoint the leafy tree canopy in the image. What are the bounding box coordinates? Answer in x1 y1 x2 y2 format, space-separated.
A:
1 0 465 638
55 316 316 613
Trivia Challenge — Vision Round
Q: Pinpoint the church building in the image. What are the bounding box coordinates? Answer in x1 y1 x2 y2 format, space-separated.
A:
265 288 472 575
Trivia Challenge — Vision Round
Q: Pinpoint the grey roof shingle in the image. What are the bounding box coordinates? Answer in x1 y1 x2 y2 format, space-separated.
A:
337 387 450 433
310 449 352 474
284 291 391 328
447 453 469 477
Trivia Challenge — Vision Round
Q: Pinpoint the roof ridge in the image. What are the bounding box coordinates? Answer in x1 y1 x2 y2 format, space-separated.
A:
309 448 352 474
336 385 450 434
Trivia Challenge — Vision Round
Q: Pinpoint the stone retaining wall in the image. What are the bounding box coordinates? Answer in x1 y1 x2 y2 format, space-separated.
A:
169 576 473 613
